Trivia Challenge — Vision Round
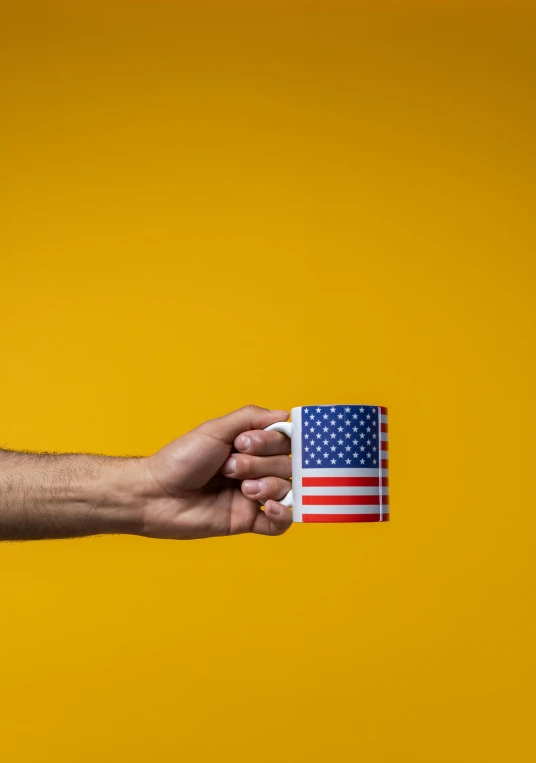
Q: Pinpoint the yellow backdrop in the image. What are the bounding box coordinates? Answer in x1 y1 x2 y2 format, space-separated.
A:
1 2 535 762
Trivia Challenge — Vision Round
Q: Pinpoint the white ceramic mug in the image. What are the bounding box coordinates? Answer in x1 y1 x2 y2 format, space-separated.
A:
265 404 389 523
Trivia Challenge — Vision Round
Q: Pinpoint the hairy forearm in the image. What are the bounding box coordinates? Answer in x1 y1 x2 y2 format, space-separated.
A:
0 449 145 541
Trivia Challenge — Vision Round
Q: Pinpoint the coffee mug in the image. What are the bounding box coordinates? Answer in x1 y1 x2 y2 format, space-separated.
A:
264 404 389 523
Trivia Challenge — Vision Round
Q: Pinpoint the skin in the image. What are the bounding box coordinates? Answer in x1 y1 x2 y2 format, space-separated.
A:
0 406 293 542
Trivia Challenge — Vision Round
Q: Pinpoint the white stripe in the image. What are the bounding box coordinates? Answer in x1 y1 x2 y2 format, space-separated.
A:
303 468 388 478
303 506 389 515
291 406 303 522
302 486 388 496
381 432 388 441
381 414 388 424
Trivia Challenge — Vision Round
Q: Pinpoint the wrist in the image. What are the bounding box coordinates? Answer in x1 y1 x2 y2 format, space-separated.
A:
90 457 149 536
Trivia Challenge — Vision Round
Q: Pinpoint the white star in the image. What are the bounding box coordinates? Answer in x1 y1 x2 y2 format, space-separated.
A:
323 427 328 432
338 439 343 445
305 459 310 464
360 458 365 465
310 414 315 421
345 445 351 451
367 452 371 458
317 459 322 464
338 452 344 458
305 420 309 427
345 420 351 426
323 439 328 445
345 433 351 439
360 446 365 451
345 407 350 412
338 426 343 432
330 420 336 426
359 407 364 412
305 446 309 452
330 407 336 412
323 413 329 419
317 446 322 452
373 458 377 465
366 414 371 420
353 439 358 445
310 427 315 433
367 440 371 445
330 445 336 451
316 433 322 439
304 433 309 439
352 452 358 458
372 433 377 439
346 459 351 465
352 413 358 419
366 427 371 433
304 408 309 413
323 452 329 458
316 407 321 413
359 419 365 426
352 426 358 432
337 413 343 419
372 407 376 412
330 433 336 439
373 446 377 452
360 433 365 439
331 459 336 464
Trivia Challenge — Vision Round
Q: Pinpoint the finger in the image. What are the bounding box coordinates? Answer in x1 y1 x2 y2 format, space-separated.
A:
197 406 289 445
221 454 292 480
251 501 293 536
234 429 291 457
241 476 291 503
228 490 292 537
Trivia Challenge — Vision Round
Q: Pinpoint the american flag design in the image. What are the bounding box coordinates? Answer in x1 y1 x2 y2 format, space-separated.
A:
299 404 389 523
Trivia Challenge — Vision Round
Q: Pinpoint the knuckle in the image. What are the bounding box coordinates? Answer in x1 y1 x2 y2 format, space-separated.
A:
236 455 251 476
243 404 259 419
277 456 292 477
254 434 267 454
263 476 278 493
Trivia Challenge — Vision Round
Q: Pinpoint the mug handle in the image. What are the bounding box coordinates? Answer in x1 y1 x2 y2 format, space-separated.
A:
263 421 294 507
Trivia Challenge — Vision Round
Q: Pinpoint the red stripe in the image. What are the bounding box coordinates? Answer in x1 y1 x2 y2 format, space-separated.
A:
302 477 380 487
381 440 389 451
303 513 390 523
381 459 389 468
303 495 383 506
381 422 388 433
382 477 389 487
380 406 388 415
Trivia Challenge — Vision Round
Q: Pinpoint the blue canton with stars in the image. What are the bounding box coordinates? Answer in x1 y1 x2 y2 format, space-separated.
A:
301 405 379 469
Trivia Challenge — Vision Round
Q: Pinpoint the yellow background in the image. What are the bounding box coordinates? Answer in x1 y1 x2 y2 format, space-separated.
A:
1 2 535 761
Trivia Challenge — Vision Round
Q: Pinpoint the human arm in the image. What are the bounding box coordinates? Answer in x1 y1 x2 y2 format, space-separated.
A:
0 406 293 541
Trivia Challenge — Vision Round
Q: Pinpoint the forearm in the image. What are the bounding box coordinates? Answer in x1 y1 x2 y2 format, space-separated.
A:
0 449 145 541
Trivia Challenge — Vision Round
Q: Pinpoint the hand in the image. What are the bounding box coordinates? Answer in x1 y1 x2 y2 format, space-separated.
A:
137 406 293 540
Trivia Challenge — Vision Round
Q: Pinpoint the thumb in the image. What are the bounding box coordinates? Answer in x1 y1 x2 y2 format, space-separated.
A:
196 405 290 445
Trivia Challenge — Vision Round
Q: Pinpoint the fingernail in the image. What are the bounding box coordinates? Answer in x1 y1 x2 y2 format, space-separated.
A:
222 457 236 476
270 409 290 416
237 435 251 452
267 502 282 516
243 479 262 495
